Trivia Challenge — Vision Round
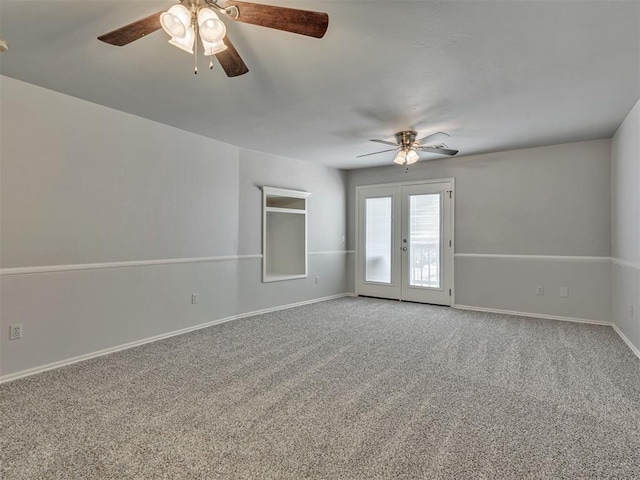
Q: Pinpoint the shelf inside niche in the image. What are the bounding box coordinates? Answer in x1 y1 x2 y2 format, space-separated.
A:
265 206 306 214
266 196 306 210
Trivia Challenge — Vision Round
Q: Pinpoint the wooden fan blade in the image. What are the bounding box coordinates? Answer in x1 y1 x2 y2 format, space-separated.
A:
98 12 163 46
416 131 449 144
370 139 398 146
356 148 399 158
420 146 459 156
216 35 249 77
224 0 329 38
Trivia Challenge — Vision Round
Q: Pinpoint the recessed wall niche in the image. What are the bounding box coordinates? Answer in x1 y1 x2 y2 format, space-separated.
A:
262 186 311 282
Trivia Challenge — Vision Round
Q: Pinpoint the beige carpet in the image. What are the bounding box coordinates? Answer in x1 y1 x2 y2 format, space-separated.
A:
1 297 639 478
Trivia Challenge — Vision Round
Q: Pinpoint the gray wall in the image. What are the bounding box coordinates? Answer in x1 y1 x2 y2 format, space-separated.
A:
0 76 348 378
0 73 632 377
347 139 612 322
234 149 348 314
612 98 640 354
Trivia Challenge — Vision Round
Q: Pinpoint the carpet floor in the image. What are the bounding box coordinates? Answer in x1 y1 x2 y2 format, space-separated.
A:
1 297 639 479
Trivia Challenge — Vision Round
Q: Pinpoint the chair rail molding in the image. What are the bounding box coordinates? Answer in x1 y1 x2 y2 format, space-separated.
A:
0 255 264 276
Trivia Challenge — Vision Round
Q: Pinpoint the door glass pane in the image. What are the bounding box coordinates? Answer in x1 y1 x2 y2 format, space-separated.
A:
409 194 441 288
365 197 392 283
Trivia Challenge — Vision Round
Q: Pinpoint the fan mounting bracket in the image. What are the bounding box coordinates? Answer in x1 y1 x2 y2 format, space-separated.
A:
202 0 239 19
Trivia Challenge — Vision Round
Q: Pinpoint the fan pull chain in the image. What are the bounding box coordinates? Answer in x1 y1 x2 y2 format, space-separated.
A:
194 18 198 74
209 57 214 70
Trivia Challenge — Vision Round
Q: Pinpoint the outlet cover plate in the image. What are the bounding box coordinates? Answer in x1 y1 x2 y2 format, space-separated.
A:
10 323 22 340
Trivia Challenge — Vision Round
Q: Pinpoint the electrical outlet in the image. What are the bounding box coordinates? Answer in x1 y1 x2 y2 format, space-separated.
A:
536 286 544 295
191 293 198 304
315 276 320 284
631 305 635 318
10 323 22 340
560 287 569 298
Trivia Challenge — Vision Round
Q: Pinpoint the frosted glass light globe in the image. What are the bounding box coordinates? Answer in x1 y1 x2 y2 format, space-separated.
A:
198 8 226 43
169 25 195 54
405 149 420 165
203 39 228 56
160 4 191 39
394 151 408 165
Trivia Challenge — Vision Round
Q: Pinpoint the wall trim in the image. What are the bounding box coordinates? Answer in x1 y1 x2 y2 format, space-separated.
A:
454 304 611 326
1 251 358 276
0 293 352 384
0 255 264 276
612 257 640 270
612 323 640 361
454 253 611 263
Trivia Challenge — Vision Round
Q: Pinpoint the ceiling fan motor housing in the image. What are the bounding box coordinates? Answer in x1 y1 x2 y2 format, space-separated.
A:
395 131 417 148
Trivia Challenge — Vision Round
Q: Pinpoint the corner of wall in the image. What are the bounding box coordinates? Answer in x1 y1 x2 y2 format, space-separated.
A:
610 97 640 358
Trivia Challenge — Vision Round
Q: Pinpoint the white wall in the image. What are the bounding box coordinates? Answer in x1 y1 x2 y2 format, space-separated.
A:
611 98 640 355
0 76 348 378
347 139 612 323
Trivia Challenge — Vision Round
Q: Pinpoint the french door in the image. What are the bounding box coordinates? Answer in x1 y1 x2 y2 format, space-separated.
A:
356 180 453 306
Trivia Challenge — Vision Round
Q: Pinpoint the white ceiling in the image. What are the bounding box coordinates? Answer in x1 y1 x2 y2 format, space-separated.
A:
1 0 638 169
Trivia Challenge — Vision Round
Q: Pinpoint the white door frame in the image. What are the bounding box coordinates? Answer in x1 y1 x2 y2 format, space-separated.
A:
355 178 455 306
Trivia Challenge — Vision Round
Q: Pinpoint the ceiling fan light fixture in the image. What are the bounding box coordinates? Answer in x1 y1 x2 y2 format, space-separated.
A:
405 149 420 165
168 25 195 54
394 151 407 165
160 4 191 39
358 131 457 163
98 2 329 78
198 8 226 43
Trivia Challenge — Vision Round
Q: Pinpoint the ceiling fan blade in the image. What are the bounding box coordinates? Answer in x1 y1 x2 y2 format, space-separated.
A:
420 146 459 156
356 148 399 158
216 35 249 77
416 131 449 145
370 139 398 147
98 12 163 46
224 0 329 38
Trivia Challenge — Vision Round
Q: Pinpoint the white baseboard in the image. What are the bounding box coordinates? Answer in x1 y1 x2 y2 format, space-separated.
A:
612 323 640 361
232 293 351 320
0 293 352 384
454 304 612 326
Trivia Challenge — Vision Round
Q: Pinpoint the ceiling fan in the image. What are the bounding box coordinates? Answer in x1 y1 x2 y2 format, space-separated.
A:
357 131 459 166
98 0 329 77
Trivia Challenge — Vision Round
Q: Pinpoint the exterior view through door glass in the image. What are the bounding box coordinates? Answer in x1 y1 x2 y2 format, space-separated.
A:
409 193 441 288
365 197 392 284
357 180 453 306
